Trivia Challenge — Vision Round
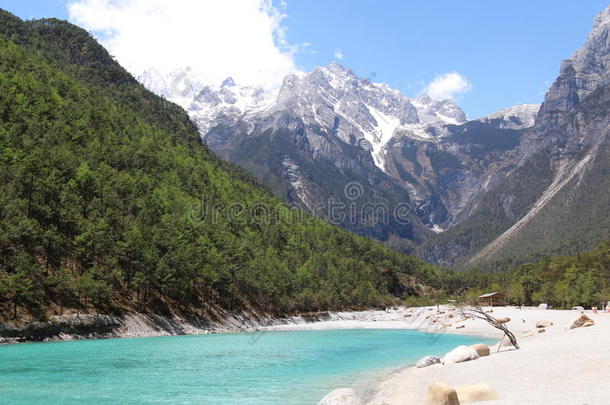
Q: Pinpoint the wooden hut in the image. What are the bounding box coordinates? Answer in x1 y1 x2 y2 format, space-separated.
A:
478 292 506 307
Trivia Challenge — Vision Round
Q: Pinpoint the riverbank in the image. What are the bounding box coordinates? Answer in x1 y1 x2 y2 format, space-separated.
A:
264 306 504 338
0 305 492 344
312 306 610 405
0 307 416 344
0 310 277 344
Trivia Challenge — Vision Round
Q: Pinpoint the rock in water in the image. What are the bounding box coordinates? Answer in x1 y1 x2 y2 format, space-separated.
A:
456 383 498 403
536 320 553 328
470 343 490 357
417 355 441 368
442 345 480 365
569 314 595 329
318 388 362 405
424 382 460 405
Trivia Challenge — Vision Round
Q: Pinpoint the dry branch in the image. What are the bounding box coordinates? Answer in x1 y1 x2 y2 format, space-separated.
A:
461 306 520 349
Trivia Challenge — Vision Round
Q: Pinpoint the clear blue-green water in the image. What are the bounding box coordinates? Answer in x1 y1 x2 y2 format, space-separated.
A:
0 329 490 405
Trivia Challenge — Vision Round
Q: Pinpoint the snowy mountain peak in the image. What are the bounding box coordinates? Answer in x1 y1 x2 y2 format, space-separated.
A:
319 61 354 76
221 77 236 88
139 62 468 172
412 94 467 125
591 5 610 37
482 104 540 129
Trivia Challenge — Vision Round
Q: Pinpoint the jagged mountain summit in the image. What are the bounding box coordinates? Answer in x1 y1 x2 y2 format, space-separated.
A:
141 62 468 172
138 69 276 135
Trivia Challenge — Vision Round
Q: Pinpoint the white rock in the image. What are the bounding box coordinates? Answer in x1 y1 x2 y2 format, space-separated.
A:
318 388 362 405
442 345 480 365
417 355 441 368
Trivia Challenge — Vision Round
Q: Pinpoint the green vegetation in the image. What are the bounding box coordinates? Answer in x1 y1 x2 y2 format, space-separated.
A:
438 239 610 308
0 11 436 321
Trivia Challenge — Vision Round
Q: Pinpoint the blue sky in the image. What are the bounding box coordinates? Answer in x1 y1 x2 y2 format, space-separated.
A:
2 0 608 118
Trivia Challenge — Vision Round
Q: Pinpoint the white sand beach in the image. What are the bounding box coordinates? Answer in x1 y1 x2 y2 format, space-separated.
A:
268 306 610 405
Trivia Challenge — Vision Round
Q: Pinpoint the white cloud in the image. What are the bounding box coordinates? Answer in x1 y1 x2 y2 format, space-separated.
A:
334 49 344 60
67 0 300 90
423 71 472 100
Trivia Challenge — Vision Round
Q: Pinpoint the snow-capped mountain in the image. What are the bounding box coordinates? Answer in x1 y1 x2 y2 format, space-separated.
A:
141 62 469 172
266 63 468 172
139 69 276 135
478 103 540 129
138 62 541 247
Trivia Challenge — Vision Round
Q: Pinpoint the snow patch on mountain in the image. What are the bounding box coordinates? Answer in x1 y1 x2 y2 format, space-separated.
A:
411 94 467 125
364 104 401 170
188 80 275 133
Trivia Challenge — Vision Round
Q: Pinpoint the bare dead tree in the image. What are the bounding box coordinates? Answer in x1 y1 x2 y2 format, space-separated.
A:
460 306 520 350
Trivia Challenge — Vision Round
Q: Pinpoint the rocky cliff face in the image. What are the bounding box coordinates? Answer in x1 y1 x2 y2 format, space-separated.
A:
423 6 610 267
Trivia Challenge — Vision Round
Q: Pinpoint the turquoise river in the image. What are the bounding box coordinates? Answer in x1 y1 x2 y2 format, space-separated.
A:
0 329 491 404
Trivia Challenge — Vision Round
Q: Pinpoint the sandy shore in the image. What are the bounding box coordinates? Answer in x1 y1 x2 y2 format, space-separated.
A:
298 306 609 405
265 306 503 338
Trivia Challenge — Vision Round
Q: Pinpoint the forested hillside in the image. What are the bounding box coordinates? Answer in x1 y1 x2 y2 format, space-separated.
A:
0 11 436 321
440 239 610 309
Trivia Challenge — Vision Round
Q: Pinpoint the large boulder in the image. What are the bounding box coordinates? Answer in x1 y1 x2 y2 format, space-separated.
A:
536 320 553 328
470 343 490 357
318 388 362 405
456 383 498 403
569 314 595 329
494 317 510 324
424 382 460 405
442 345 479 365
417 355 441 368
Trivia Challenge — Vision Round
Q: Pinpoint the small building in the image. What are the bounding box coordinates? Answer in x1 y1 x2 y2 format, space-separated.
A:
478 292 506 307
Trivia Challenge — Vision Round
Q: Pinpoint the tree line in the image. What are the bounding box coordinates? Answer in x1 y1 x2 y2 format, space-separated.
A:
437 239 610 308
